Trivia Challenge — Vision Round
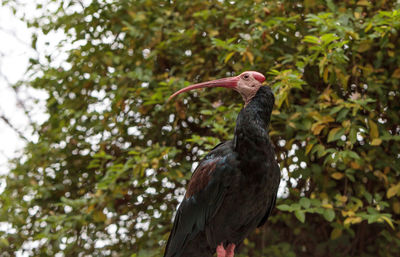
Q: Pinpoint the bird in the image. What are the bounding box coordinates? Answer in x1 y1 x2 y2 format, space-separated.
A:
164 71 280 257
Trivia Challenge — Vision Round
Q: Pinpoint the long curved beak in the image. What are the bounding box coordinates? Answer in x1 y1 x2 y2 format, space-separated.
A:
169 76 239 100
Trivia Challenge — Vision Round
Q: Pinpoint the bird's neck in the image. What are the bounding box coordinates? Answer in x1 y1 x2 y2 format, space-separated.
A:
233 87 274 157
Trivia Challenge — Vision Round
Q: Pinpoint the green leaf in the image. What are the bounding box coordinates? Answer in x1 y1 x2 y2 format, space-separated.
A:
200 110 213 115
346 150 361 160
277 204 292 211
323 209 336 222
368 119 379 139
321 33 339 45
336 108 349 121
329 105 344 115
327 127 344 142
295 210 306 223
299 198 311 209
303 35 320 44
0 238 10 248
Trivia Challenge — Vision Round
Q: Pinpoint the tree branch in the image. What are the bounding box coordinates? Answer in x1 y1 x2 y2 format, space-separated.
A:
0 113 29 142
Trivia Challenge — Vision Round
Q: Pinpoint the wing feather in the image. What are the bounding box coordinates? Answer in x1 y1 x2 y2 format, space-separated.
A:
257 194 276 228
164 141 234 257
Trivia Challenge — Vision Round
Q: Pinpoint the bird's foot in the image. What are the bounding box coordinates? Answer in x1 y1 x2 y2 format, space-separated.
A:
216 243 226 257
216 243 236 257
226 244 236 257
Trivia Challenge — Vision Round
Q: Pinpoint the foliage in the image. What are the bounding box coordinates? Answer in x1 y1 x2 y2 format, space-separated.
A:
1 0 400 256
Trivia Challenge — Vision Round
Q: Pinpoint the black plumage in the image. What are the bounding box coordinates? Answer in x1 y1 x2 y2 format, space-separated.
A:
164 85 280 257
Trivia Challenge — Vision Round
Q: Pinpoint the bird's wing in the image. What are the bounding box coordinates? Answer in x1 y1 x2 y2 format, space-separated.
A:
257 193 276 227
184 140 233 198
164 141 236 257
257 163 280 227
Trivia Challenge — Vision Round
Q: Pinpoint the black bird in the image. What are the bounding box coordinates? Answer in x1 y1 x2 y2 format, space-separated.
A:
165 71 280 257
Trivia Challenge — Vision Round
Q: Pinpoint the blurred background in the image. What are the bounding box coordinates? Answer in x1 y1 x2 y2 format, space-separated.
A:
0 2 37 177
0 0 399 256
0 0 66 179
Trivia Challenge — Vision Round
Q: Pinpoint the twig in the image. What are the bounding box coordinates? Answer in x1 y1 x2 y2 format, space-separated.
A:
0 113 29 142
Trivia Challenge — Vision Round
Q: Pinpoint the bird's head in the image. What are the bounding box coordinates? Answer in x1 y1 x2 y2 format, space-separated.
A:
169 71 266 105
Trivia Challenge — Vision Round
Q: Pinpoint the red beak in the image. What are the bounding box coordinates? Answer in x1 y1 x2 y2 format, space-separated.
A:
168 71 265 100
169 76 240 100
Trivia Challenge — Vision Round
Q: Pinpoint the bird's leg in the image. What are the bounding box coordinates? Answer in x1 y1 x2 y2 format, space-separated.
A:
226 244 236 257
216 243 227 257
216 243 236 257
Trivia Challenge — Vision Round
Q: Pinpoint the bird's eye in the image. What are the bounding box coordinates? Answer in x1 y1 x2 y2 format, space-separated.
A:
243 74 249 79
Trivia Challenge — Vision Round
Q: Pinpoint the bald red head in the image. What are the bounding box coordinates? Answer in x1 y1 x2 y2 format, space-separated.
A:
169 71 266 104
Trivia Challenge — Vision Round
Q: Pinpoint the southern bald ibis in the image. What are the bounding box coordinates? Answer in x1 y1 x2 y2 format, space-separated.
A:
164 71 280 257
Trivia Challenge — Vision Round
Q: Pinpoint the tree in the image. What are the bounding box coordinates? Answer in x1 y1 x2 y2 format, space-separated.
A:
1 0 399 256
